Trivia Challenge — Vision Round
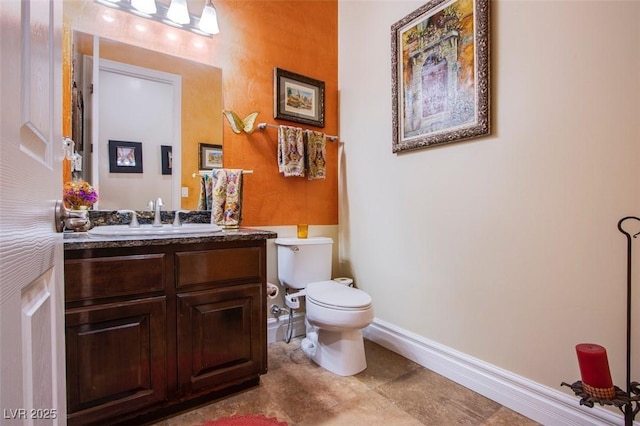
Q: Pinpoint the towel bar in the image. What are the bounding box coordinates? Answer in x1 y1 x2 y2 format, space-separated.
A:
257 122 339 142
192 170 253 178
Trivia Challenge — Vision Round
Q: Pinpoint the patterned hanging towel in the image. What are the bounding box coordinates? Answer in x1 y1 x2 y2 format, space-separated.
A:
278 125 305 177
197 174 213 210
210 169 243 228
304 130 326 180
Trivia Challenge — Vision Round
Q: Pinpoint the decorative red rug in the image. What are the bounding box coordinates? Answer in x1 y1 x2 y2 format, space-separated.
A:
198 414 288 426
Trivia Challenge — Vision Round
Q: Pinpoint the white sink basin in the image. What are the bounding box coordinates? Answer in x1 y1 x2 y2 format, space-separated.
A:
88 223 223 236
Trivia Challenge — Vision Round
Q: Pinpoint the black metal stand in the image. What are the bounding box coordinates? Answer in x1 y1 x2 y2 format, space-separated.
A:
562 216 640 426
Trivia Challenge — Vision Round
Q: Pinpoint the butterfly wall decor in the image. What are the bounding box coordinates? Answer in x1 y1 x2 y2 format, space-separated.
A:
223 110 259 134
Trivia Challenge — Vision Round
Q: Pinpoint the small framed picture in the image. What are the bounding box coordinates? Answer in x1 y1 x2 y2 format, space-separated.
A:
161 145 172 175
199 143 223 170
109 140 143 173
274 67 325 128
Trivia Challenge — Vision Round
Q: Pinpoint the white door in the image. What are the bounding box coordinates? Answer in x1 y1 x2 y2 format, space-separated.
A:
96 59 180 210
0 0 66 425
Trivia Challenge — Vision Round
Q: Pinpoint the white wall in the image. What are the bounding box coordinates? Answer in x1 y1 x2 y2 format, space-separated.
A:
339 0 639 398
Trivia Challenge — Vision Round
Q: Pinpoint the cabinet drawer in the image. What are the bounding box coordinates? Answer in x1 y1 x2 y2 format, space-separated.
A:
176 247 261 288
65 254 165 302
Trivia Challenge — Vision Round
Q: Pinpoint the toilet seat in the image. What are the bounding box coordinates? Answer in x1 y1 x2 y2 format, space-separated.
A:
306 281 372 311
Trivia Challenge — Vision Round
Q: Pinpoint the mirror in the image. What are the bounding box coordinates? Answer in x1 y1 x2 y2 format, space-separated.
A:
71 31 223 210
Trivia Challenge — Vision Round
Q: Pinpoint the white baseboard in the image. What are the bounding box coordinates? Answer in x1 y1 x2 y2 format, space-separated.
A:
363 318 625 426
267 313 306 344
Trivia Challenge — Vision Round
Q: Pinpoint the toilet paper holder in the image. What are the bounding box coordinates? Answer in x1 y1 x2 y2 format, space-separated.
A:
266 282 279 299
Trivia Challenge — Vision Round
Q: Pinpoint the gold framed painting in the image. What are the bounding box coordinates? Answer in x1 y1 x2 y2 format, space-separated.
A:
391 0 490 153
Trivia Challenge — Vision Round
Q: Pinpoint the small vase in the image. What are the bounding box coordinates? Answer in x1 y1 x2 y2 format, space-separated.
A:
65 207 90 232
69 205 89 211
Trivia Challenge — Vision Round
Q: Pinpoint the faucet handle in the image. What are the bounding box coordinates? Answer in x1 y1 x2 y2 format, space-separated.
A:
147 200 154 210
118 210 140 228
172 210 191 227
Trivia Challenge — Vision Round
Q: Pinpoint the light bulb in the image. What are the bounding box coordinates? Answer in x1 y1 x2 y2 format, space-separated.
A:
199 0 219 34
131 0 156 15
167 0 190 25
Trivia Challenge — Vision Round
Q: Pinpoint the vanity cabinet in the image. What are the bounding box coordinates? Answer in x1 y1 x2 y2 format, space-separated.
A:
64 238 269 425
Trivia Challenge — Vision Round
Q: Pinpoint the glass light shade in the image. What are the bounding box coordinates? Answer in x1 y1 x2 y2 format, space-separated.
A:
199 1 219 34
131 0 156 14
167 0 190 25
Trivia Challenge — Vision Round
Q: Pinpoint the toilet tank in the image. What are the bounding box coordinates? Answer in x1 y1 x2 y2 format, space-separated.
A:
274 237 333 289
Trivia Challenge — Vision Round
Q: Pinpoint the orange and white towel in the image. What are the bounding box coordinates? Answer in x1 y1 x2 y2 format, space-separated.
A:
211 169 243 228
278 125 305 177
304 130 326 180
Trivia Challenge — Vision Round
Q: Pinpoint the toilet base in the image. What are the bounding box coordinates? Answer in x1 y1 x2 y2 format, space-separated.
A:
302 328 367 376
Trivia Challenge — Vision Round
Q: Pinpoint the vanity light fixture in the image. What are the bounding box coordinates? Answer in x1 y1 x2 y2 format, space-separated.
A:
94 0 220 37
167 0 190 25
198 0 219 35
131 0 157 15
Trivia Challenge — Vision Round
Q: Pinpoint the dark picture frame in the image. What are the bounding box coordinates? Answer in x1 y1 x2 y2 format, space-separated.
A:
161 145 172 175
274 67 325 128
391 0 490 153
198 143 223 170
108 140 143 173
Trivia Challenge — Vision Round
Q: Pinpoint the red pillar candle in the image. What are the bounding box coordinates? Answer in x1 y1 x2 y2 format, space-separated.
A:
576 343 614 397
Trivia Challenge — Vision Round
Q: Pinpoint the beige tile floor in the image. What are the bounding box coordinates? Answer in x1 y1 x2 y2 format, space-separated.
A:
152 338 540 426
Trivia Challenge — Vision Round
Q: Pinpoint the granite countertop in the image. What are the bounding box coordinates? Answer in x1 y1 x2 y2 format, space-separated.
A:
63 210 277 250
63 227 278 250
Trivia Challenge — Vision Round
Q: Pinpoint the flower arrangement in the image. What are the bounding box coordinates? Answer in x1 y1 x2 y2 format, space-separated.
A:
63 180 98 209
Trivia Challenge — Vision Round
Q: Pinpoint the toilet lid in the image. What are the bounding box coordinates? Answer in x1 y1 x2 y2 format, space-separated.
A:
306 281 372 310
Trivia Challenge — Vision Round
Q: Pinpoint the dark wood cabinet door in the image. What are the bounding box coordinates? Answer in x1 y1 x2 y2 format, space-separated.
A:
176 283 264 394
65 296 167 425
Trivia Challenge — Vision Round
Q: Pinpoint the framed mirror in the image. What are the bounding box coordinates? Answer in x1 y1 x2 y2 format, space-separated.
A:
71 31 223 210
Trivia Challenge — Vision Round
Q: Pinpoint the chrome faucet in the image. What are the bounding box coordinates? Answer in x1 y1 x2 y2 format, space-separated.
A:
153 197 163 227
172 210 191 227
118 210 139 228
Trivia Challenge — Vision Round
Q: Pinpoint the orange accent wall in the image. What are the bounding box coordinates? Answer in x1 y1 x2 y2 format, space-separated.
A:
63 0 338 226
219 1 339 227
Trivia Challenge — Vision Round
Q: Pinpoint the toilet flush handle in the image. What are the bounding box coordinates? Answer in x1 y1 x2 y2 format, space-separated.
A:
289 246 299 252
285 294 300 309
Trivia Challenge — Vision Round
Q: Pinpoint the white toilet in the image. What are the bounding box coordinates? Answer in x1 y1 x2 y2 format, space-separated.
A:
274 237 374 376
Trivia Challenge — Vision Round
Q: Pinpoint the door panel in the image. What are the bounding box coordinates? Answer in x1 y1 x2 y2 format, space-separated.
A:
65 297 167 424
0 0 65 424
176 284 262 394
21 273 55 419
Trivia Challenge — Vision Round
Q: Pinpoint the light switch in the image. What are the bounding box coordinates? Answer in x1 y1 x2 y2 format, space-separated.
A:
181 187 189 197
